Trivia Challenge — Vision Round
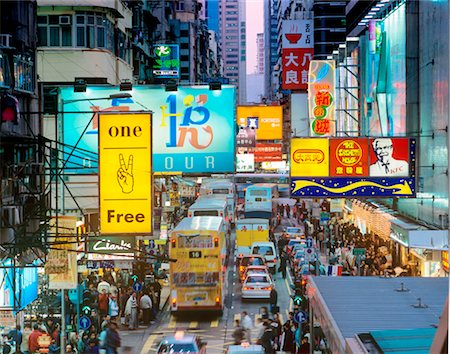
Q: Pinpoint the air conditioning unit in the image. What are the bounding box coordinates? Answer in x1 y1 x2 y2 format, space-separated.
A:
59 16 71 25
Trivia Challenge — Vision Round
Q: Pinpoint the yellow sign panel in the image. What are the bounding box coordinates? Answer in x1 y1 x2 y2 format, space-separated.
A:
99 113 152 234
237 106 283 140
290 138 329 177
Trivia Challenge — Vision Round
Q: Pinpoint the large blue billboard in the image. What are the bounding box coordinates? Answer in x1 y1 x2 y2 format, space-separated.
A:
60 86 236 174
0 261 38 312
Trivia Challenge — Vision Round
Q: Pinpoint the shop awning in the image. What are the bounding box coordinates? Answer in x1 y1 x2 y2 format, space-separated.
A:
390 218 448 250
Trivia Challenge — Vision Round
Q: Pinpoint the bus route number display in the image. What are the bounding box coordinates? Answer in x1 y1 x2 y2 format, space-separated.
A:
189 251 202 259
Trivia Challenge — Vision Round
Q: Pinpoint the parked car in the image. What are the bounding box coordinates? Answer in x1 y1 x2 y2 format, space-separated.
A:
250 242 277 273
286 239 305 256
156 332 207 354
242 272 274 300
284 227 305 239
239 255 268 281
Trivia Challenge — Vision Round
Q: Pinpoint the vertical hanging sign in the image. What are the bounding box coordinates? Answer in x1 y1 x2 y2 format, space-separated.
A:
308 60 336 136
99 113 152 234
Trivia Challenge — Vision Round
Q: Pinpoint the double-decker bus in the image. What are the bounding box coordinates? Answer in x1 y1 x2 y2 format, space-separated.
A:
200 180 236 226
244 183 279 220
169 216 227 314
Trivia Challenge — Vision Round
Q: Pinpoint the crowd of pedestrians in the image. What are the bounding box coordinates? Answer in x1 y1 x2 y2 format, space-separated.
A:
232 309 313 354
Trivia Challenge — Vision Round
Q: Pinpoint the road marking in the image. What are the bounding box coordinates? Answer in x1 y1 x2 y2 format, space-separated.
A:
168 317 176 329
140 334 157 354
189 321 198 328
210 319 219 328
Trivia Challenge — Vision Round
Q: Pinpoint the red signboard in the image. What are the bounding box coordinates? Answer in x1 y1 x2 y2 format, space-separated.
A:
282 48 313 90
330 138 369 177
248 143 283 162
369 137 409 177
442 251 448 273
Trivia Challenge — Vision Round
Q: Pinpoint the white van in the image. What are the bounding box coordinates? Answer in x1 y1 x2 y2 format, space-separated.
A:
250 241 277 274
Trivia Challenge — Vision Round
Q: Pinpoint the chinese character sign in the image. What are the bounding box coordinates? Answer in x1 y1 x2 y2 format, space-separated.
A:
282 48 314 90
282 20 314 49
236 127 256 148
308 60 336 136
236 106 283 140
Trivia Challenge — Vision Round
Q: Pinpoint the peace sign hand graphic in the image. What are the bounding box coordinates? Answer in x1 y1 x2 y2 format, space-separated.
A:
117 153 134 193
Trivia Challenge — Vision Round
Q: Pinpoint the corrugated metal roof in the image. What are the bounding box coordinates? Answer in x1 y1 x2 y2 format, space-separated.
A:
310 277 447 340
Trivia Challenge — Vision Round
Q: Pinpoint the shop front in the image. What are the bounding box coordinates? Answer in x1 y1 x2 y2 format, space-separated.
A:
390 219 448 277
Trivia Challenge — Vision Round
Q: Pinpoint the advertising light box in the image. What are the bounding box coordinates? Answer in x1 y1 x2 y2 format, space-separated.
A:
60 86 236 174
237 106 283 140
99 113 152 234
290 138 416 197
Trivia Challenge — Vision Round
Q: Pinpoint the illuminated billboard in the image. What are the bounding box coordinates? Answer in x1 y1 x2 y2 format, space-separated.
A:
308 60 336 136
153 44 180 78
60 86 236 173
290 138 416 197
99 113 152 234
237 106 283 140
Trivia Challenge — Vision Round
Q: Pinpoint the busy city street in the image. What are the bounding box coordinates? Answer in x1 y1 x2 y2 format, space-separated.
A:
1 0 450 353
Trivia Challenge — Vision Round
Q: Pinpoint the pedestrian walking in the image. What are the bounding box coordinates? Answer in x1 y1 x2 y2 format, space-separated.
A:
21 324 31 354
98 289 109 319
269 288 278 315
279 252 287 279
139 292 152 326
281 315 295 354
28 324 42 354
259 322 275 354
271 313 282 351
104 322 121 354
125 292 139 330
108 295 119 320
241 311 253 344
232 320 245 345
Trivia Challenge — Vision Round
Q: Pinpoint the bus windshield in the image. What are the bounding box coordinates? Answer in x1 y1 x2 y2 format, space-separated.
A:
193 210 219 217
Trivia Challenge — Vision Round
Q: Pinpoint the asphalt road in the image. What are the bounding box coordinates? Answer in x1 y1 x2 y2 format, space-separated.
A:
120 216 299 354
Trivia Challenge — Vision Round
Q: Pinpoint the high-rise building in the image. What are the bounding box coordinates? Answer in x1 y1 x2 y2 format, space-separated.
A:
219 0 246 103
1 0 46 262
264 0 279 100
256 33 265 74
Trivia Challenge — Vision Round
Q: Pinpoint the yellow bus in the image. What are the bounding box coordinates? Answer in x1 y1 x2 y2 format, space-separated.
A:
169 216 227 314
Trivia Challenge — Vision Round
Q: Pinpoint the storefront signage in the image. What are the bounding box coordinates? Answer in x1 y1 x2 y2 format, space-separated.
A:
99 113 152 234
290 138 416 197
248 143 283 162
236 127 256 148
308 60 336 136
0 260 38 312
237 106 282 140
236 154 255 172
281 20 313 90
87 236 135 254
153 44 180 78
60 86 236 173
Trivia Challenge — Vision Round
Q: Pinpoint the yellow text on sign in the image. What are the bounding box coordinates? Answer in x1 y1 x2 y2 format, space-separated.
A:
237 106 283 140
99 113 152 234
290 138 329 177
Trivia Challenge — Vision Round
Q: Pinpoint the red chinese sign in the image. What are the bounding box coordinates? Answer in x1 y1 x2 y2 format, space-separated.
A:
282 48 314 90
330 138 369 177
248 143 283 162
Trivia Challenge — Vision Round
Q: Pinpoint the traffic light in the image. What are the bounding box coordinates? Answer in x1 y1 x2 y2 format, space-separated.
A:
81 290 92 316
1 94 19 125
292 294 302 306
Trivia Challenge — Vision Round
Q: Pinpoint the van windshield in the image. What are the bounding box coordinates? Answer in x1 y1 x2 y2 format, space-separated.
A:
252 246 274 256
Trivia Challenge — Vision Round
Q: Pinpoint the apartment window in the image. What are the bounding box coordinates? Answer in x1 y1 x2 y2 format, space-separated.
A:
225 42 238 46
226 60 238 64
226 11 238 15
227 66 238 70
180 43 189 49
38 15 72 47
225 29 238 33
225 23 237 27
226 17 237 21
227 54 238 58
226 48 237 52
225 36 238 40
14 55 35 93
180 29 189 37
176 1 185 11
